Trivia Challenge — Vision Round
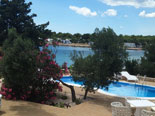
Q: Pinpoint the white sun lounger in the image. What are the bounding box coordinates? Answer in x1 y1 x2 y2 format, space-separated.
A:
120 71 138 82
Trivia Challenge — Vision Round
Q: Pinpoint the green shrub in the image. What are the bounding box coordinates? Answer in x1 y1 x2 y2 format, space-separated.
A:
140 59 155 77
125 59 140 75
61 95 68 100
140 41 155 77
0 37 38 99
0 36 63 103
75 98 82 105
55 102 65 108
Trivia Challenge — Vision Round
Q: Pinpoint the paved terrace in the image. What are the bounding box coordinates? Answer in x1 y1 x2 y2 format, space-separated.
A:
0 80 155 116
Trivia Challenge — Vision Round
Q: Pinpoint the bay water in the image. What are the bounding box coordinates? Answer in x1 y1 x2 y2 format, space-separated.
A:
48 46 144 66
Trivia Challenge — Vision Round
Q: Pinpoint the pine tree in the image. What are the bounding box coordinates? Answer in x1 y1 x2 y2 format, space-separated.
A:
140 41 155 77
71 27 127 99
0 0 51 47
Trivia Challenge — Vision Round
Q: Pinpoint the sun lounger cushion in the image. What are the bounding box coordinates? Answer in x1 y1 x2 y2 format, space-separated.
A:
121 71 138 81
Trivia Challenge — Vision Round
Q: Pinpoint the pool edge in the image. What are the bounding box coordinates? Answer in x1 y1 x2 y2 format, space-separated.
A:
60 80 155 100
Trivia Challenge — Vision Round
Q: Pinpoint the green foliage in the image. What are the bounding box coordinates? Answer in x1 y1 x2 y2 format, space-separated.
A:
140 41 155 77
119 35 155 48
60 95 68 100
125 59 140 75
0 47 3 56
1 36 38 98
55 102 71 108
0 31 63 103
55 102 65 108
50 32 93 43
71 27 127 99
71 51 98 99
50 28 155 46
2 38 38 87
72 54 97 90
75 98 82 105
0 0 51 47
2 28 20 50
81 34 91 43
92 27 127 85
73 33 82 43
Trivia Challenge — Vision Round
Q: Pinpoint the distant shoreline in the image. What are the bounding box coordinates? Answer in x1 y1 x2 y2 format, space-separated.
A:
57 43 143 50
127 48 142 50
58 43 91 48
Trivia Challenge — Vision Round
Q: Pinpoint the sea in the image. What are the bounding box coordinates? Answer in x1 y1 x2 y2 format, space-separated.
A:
47 46 144 66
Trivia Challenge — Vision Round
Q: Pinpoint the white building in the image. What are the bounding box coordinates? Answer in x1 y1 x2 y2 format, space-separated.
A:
124 43 136 48
46 38 53 44
62 39 71 44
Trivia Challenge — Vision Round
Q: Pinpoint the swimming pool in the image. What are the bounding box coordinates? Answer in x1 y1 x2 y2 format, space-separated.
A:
61 76 155 99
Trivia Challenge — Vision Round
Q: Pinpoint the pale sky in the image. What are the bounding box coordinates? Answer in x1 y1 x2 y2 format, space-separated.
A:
28 0 155 35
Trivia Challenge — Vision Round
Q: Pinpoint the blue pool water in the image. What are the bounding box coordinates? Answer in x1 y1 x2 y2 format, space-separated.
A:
61 76 155 98
47 46 144 66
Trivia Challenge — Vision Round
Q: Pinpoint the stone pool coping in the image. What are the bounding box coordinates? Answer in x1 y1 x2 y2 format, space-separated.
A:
61 81 155 100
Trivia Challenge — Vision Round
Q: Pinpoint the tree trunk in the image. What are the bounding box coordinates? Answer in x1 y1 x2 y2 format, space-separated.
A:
59 79 76 102
84 88 89 100
70 86 76 102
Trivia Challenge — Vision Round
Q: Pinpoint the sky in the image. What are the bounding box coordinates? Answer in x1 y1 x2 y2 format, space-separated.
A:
28 0 155 35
